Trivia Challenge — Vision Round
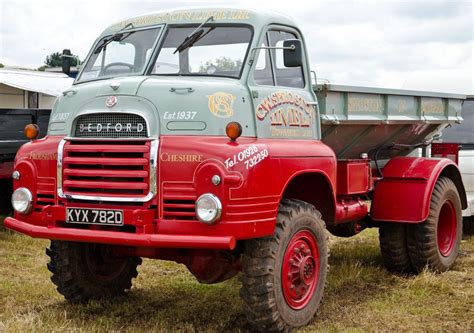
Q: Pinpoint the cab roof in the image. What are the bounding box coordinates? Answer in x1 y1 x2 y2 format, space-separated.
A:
101 8 297 37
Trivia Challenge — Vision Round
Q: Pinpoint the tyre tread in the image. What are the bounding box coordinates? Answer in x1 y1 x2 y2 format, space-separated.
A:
46 241 141 303
240 199 327 332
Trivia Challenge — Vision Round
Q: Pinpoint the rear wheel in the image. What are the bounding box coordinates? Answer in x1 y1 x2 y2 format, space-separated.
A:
407 177 462 272
240 199 328 332
379 223 414 274
47 241 141 303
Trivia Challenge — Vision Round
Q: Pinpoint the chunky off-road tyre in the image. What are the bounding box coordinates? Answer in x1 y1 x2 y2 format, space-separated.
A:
47 241 141 303
379 223 414 274
240 199 328 332
407 177 462 272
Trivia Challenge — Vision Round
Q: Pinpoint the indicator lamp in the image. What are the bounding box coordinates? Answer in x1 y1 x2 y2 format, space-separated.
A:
226 122 242 142
24 124 40 140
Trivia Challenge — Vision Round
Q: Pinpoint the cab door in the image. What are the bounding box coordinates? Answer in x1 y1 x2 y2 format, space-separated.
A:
248 27 318 140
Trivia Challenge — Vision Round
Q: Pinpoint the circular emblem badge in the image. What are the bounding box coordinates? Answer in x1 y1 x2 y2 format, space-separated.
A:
207 92 236 118
106 96 117 108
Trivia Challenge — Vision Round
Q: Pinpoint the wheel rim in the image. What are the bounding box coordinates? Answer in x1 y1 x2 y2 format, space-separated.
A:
437 200 457 257
282 230 320 310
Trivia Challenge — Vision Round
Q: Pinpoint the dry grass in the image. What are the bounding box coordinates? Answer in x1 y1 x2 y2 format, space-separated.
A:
0 216 473 332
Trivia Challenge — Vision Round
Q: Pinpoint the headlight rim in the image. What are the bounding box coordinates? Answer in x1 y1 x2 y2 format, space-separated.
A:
195 193 222 225
11 187 33 215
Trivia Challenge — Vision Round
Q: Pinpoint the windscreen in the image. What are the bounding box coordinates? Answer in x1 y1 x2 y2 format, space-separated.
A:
151 26 252 78
77 27 162 82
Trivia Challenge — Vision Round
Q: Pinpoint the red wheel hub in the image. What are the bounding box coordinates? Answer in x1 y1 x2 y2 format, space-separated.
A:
282 230 319 310
437 200 457 257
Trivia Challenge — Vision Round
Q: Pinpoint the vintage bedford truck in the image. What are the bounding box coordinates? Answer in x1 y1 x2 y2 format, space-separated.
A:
4 8 467 332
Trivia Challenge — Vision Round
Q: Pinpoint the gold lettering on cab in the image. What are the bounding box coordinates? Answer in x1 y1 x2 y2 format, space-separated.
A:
114 10 251 29
160 153 203 163
28 152 58 160
208 92 236 118
256 91 315 137
347 95 383 113
422 99 444 114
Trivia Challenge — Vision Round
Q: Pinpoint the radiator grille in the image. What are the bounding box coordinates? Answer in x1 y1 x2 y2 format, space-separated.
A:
61 140 150 199
162 183 197 220
74 113 148 138
35 177 55 212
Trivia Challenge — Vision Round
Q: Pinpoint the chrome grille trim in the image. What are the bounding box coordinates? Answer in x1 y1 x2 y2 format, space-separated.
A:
57 138 158 202
74 112 148 138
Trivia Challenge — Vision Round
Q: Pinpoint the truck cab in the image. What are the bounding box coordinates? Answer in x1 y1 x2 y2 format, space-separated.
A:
5 8 467 332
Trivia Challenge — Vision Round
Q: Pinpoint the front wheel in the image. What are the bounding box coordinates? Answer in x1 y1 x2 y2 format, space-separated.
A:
407 177 462 272
240 199 328 332
47 241 141 303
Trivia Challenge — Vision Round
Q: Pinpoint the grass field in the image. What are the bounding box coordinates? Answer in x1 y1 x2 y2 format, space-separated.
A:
0 216 473 332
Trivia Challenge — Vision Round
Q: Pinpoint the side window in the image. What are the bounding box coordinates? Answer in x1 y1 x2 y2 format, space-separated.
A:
268 30 305 88
253 37 274 86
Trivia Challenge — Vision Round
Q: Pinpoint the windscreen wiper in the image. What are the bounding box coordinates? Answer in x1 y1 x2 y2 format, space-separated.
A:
94 23 135 54
173 16 214 54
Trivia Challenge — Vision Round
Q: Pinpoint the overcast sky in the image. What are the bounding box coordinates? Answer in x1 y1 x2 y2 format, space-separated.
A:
0 0 472 94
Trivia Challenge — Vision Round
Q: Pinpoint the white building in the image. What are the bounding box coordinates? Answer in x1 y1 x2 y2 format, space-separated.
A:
0 69 74 109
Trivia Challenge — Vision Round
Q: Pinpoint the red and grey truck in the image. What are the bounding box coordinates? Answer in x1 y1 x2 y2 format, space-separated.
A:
4 9 467 332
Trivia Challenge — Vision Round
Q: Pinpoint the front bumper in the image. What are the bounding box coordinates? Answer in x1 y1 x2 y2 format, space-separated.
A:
4 216 236 250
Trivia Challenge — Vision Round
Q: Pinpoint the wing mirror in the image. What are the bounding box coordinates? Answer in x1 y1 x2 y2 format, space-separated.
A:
62 49 72 75
283 39 303 67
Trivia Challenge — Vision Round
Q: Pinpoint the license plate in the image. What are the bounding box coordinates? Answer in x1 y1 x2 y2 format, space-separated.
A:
66 208 124 226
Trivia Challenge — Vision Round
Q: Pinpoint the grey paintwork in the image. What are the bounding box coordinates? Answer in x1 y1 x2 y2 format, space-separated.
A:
48 7 466 160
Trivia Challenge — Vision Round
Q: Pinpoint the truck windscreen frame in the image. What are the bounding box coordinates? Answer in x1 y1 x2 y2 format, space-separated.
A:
150 25 253 79
76 26 163 83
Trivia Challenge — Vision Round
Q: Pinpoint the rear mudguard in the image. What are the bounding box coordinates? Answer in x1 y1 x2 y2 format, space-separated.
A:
371 157 466 223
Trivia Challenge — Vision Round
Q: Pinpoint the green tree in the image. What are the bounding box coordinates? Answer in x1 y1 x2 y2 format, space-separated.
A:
44 51 81 67
0 63 4 68
199 57 242 73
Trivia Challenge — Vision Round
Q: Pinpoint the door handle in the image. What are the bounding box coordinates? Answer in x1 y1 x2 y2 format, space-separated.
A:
170 87 194 93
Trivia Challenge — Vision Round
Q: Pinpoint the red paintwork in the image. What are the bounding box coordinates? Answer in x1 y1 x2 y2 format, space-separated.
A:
6 134 465 251
370 157 463 223
157 136 337 237
334 198 368 224
437 200 456 256
7 135 338 247
431 143 460 165
336 160 371 195
4 216 236 250
282 229 319 310
62 140 151 198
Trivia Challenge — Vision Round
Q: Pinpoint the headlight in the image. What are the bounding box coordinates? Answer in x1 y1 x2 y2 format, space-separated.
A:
195 193 222 225
12 187 33 214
